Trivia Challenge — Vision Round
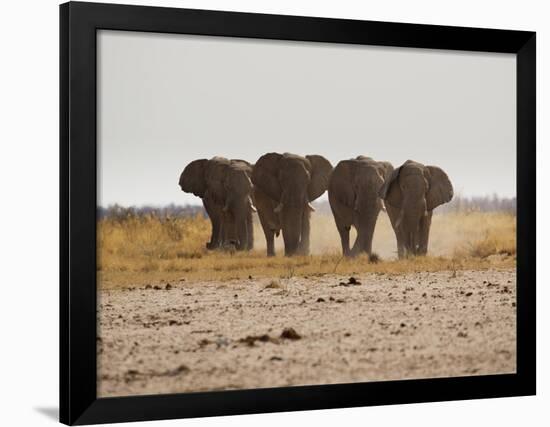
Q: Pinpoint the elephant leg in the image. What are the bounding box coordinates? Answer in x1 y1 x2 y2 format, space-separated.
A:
389 222 405 259
363 232 374 256
226 215 239 247
405 231 415 256
246 209 254 251
397 242 405 259
257 210 276 256
254 189 280 256
418 210 432 255
329 194 353 257
265 229 275 256
206 210 222 249
220 214 229 247
233 209 250 251
235 219 247 250
384 203 403 259
337 225 351 257
407 228 421 256
297 209 311 256
207 218 220 249
385 204 403 259
395 227 406 259
351 208 379 257
362 224 375 257
349 229 370 257
350 227 362 257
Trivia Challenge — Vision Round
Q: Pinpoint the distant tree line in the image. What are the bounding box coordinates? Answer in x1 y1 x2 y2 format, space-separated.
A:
436 194 516 214
97 203 206 220
311 195 516 215
98 195 516 220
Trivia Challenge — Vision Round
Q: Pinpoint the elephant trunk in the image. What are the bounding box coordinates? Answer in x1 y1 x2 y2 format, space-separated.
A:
353 193 381 256
234 214 249 251
281 204 304 256
223 193 255 251
275 201 314 213
394 207 405 230
401 196 426 255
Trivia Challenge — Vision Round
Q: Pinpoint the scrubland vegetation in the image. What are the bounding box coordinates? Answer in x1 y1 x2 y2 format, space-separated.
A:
97 206 515 289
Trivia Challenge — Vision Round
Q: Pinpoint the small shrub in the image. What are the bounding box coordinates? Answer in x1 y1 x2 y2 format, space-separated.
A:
140 261 159 273
369 253 381 264
265 280 281 289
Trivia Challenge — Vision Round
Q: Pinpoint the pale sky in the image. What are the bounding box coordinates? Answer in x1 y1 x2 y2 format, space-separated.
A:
97 30 516 207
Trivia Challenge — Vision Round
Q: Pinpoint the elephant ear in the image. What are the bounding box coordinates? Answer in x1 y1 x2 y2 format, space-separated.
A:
251 153 283 201
379 166 402 208
425 166 453 210
179 159 208 197
306 155 333 201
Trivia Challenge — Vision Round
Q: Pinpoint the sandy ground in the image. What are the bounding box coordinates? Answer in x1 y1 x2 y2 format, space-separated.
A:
97 269 516 397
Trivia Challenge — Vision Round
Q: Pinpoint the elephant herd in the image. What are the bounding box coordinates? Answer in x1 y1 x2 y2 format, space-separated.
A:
179 153 453 259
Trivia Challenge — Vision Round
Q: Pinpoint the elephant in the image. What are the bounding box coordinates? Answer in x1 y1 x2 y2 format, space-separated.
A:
251 152 333 256
178 157 255 251
328 156 393 257
379 160 453 258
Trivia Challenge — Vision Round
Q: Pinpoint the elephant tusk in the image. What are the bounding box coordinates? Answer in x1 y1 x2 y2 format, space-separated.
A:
248 196 257 212
380 200 386 212
307 202 316 212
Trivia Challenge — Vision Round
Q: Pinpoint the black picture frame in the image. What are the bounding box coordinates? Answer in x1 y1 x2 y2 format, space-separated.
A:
60 1 536 425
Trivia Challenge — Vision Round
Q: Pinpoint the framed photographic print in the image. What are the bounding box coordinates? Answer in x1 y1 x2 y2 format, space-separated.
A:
60 1 536 425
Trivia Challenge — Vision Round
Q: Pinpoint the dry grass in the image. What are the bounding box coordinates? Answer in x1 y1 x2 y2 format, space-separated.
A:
97 211 515 289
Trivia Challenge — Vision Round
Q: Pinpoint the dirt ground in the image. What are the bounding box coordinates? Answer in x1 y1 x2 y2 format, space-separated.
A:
97 268 516 397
